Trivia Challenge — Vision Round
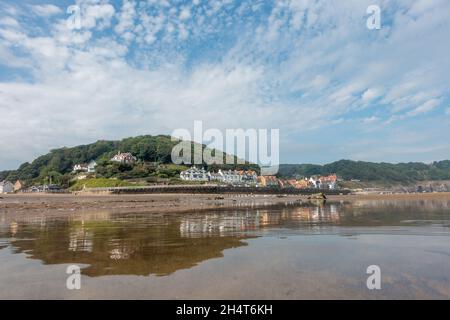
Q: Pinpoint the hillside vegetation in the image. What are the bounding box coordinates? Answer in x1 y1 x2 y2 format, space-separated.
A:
0 135 258 187
279 160 450 183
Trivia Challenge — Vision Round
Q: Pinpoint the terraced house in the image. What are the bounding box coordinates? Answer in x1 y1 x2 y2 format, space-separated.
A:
180 166 209 181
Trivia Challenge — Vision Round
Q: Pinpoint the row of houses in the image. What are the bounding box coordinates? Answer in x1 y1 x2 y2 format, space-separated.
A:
22 184 63 193
180 167 258 185
259 175 337 189
0 180 65 194
0 180 31 194
179 167 338 189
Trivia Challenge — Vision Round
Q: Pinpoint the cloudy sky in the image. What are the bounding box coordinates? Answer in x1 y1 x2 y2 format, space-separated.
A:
0 0 449 170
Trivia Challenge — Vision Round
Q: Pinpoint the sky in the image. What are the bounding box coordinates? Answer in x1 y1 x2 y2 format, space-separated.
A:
0 0 449 170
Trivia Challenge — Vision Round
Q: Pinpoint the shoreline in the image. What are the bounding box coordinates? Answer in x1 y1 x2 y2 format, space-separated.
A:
1 192 450 218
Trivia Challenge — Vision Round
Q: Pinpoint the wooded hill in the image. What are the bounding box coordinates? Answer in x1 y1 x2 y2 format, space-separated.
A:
278 160 450 183
0 135 258 186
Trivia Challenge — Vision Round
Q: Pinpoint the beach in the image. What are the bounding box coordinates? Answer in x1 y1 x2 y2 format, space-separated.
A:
1 192 450 218
1 191 450 299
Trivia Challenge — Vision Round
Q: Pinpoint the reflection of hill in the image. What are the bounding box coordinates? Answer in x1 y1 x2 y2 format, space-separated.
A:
6 218 247 277
2 199 449 277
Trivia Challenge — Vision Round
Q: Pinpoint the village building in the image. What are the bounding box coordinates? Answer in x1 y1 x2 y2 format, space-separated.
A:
111 152 137 164
286 178 311 189
319 174 338 190
308 174 338 189
73 163 88 172
309 177 322 189
258 176 279 187
207 171 224 182
21 184 61 193
180 166 209 181
24 186 40 193
87 160 97 173
73 160 97 173
14 180 24 192
237 170 258 183
0 181 14 194
221 170 242 184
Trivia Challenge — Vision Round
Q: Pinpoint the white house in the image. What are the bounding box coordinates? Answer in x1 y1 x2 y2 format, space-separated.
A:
309 177 322 189
111 152 137 164
87 160 97 173
180 166 209 181
237 170 258 183
73 160 97 173
207 171 224 182
0 181 14 194
221 170 242 184
207 169 241 184
208 169 257 185
73 163 88 172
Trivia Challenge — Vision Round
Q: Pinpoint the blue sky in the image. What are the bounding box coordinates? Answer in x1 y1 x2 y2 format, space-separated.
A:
0 0 449 170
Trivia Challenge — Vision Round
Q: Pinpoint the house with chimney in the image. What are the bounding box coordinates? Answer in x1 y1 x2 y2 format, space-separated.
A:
73 160 97 173
111 152 137 164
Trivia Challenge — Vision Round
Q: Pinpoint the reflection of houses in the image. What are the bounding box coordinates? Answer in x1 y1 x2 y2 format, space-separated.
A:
180 166 209 181
5 215 247 277
69 223 93 253
179 213 261 237
0 181 14 194
10 222 18 236
111 152 137 164
73 160 97 173
109 247 131 260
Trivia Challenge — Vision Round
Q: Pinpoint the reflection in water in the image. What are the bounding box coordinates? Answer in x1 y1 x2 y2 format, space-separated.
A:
0 199 450 279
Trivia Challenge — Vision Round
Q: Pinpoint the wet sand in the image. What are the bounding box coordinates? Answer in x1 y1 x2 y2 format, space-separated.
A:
1 192 450 218
1 197 450 299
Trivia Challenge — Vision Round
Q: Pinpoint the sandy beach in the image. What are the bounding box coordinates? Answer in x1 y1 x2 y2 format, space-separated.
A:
1 191 450 299
1 192 450 218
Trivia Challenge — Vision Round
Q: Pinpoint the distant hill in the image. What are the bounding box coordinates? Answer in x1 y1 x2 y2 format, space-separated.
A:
278 160 450 183
0 135 257 185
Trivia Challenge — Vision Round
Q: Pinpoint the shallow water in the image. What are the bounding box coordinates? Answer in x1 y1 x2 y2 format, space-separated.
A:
0 199 450 299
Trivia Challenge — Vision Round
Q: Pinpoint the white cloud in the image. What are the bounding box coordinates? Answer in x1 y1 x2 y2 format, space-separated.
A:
362 88 382 104
115 0 136 38
0 0 450 168
0 17 19 28
30 4 62 17
82 3 116 30
362 116 379 124
179 7 191 20
407 98 441 116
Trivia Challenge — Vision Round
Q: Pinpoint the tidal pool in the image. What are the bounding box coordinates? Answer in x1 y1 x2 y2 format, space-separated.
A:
1 199 450 299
